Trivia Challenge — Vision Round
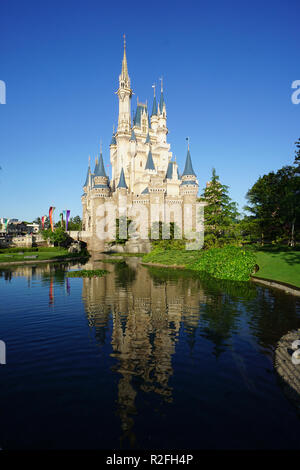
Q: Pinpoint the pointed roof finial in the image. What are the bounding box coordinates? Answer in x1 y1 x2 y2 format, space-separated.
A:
186 136 190 151
88 155 91 167
113 124 115 134
120 34 129 83
159 77 165 113
100 139 102 154
159 76 163 93
123 33 126 49
152 83 156 97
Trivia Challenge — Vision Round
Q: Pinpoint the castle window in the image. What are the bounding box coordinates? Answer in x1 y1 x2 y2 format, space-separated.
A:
140 161 142 167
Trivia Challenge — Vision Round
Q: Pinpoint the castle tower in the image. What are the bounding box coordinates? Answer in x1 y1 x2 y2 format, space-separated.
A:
180 142 199 234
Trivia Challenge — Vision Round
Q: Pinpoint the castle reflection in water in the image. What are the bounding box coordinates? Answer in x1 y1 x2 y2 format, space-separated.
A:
81 256 207 446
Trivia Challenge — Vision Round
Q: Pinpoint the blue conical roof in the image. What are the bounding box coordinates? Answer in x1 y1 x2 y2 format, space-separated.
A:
133 103 147 126
159 92 165 114
151 96 158 116
130 129 136 141
83 166 90 187
145 150 155 171
166 161 173 179
141 187 149 194
145 132 150 143
182 149 196 177
94 152 107 177
110 134 117 146
117 167 128 189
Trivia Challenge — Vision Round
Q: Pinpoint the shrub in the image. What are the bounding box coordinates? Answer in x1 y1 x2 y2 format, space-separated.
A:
188 246 256 281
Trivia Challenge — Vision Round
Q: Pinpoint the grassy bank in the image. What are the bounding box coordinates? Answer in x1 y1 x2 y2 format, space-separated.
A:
142 245 256 282
142 243 300 288
0 246 88 264
253 247 300 288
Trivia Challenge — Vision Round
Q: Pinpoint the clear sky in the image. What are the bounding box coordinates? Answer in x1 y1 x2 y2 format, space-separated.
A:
1 0 299 222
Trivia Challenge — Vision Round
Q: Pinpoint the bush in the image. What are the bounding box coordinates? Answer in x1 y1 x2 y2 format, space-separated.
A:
189 246 256 281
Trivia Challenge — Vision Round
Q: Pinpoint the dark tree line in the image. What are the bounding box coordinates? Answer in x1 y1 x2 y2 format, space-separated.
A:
243 138 300 246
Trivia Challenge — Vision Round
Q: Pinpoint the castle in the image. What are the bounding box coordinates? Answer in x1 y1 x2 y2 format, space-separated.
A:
81 38 202 251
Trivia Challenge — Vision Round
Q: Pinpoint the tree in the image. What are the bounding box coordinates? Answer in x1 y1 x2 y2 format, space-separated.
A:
199 168 240 248
42 227 69 246
67 216 82 231
245 166 300 246
294 137 300 172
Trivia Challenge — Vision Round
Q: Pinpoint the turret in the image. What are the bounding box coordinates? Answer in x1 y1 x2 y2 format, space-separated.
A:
180 141 198 196
93 144 110 196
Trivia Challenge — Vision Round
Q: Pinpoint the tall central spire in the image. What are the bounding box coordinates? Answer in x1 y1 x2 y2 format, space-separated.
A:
120 34 130 87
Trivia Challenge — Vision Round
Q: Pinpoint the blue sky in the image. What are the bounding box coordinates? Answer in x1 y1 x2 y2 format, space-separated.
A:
1 0 299 221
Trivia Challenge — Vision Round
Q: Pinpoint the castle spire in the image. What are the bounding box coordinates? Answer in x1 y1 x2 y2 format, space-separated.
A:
145 148 155 171
151 83 158 116
159 76 165 114
94 149 107 177
117 35 132 133
117 167 128 189
83 156 91 188
182 140 196 177
120 34 130 86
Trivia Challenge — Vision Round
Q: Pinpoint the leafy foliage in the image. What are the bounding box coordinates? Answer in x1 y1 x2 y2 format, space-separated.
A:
143 245 256 281
188 246 256 281
199 168 241 248
42 227 69 246
245 165 300 246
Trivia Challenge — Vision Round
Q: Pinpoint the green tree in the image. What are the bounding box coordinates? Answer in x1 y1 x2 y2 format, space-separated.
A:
42 227 69 246
67 216 82 231
245 166 300 246
294 137 300 172
199 168 240 248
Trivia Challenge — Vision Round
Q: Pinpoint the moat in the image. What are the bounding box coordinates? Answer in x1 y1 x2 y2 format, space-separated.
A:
0 255 300 450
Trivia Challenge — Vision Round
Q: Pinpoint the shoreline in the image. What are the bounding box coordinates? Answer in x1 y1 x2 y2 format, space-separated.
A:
142 260 300 296
141 261 186 269
0 255 88 267
250 275 300 297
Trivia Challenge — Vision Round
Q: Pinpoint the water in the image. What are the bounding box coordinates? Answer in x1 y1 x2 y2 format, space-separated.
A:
0 255 300 450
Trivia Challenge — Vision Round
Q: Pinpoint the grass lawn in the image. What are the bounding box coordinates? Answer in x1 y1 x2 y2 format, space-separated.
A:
253 247 300 288
0 247 88 264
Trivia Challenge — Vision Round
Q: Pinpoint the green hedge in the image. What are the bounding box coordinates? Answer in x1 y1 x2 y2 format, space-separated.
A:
188 246 257 281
